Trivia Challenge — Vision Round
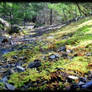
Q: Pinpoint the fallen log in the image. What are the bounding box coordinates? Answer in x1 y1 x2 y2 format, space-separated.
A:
0 18 22 34
0 18 11 32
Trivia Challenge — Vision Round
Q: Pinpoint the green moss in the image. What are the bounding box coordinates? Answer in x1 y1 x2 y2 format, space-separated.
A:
0 82 5 89
41 45 48 50
38 84 47 91
77 25 91 33
62 56 89 73
22 29 30 35
8 72 30 88
8 68 50 88
59 82 64 89
5 16 92 90
3 51 17 58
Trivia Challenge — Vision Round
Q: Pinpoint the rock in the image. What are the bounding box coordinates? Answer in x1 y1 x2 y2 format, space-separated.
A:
58 46 66 52
1 49 10 54
19 57 26 60
3 69 15 77
0 66 2 68
66 49 73 53
65 85 71 91
86 52 92 56
68 75 79 80
74 54 78 57
28 59 41 68
61 53 68 58
1 38 8 43
49 54 56 59
78 81 85 88
12 55 17 59
5 83 15 90
67 56 73 60
0 80 3 82
2 76 8 83
15 61 23 66
48 54 59 61
62 36 69 40
55 67 65 70
87 71 92 80
42 56 47 60
7 69 15 74
47 36 54 39
67 75 79 83
3 64 11 68
88 71 92 75
71 84 79 89
16 66 25 72
0 68 7 73
79 77 87 83
11 64 15 67
82 81 92 89
9 24 22 34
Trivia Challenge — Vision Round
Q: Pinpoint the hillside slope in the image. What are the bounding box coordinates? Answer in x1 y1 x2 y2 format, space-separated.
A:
1 16 92 91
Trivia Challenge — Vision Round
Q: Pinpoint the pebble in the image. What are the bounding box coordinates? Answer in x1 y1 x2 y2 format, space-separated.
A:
55 67 65 70
67 75 79 82
71 84 79 89
87 71 92 80
15 61 23 66
62 36 69 40
78 81 85 87
82 81 92 89
16 66 25 72
61 53 68 58
58 46 66 52
66 49 73 53
86 52 92 56
3 64 11 68
2 76 8 83
79 77 87 83
67 56 73 60
12 55 18 59
7 69 15 74
5 83 15 90
49 54 59 60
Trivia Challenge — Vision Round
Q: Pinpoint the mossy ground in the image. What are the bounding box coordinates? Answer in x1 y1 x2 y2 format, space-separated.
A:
3 16 92 90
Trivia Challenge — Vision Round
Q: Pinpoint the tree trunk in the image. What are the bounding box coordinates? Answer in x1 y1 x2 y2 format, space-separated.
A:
50 9 53 25
62 8 67 21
